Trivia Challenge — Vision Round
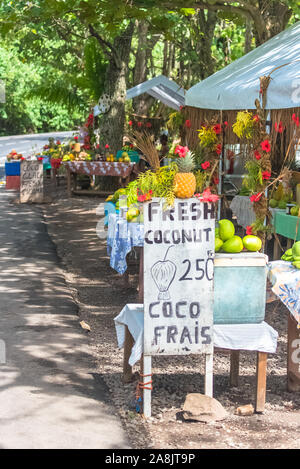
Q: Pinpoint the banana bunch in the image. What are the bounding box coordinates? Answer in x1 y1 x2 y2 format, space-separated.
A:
281 241 300 269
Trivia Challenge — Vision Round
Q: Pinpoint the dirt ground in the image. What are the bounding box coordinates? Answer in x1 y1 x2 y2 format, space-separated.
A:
39 176 300 449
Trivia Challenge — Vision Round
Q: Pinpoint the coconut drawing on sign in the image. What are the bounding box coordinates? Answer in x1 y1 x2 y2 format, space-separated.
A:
151 246 177 300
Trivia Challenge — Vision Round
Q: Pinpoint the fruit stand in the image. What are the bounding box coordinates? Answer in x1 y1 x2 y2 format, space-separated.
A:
65 160 138 197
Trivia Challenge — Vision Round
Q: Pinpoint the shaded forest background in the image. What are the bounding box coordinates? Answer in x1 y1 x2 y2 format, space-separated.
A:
0 0 299 138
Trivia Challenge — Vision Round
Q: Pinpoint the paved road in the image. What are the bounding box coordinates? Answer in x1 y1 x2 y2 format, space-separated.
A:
0 187 131 449
0 131 74 180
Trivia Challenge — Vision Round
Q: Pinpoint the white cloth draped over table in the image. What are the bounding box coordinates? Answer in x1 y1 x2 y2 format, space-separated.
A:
114 304 278 367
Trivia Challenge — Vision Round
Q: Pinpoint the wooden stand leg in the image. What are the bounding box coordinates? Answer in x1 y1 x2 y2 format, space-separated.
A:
123 326 134 383
273 236 281 261
230 350 240 387
138 247 144 303
122 271 130 289
205 353 213 398
255 352 267 413
287 314 300 392
67 168 72 197
143 355 152 418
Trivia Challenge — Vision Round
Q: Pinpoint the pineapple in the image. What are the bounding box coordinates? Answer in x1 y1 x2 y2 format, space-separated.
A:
174 151 196 199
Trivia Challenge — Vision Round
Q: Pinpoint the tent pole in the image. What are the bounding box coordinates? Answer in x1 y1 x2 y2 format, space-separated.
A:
218 111 224 221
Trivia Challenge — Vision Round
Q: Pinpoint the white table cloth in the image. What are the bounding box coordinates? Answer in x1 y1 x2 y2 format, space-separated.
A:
114 304 278 366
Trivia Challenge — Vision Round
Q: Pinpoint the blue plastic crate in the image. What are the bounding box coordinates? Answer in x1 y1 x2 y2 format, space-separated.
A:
5 161 21 176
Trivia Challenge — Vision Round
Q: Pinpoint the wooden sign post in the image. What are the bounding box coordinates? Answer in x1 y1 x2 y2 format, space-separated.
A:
143 198 215 417
20 161 44 203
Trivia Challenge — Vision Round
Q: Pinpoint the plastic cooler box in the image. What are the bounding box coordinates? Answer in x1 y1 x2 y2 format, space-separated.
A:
5 161 21 176
213 252 267 324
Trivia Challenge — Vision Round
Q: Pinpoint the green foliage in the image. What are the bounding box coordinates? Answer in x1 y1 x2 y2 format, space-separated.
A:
232 111 255 139
0 44 83 135
135 163 178 207
243 160 263 193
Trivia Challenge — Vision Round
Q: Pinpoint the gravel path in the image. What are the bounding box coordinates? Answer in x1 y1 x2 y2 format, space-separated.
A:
41 179 300 449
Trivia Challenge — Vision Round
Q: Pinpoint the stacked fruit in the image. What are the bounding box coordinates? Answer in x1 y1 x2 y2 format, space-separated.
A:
118 152 131 163
215 219 262 253
269 183 293 210
281 241 300 269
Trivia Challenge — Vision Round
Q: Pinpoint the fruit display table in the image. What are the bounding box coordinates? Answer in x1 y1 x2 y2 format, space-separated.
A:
114 304 278 413
65 161 137 197
272 211 300 260
268 261 300 391
230 195 256 229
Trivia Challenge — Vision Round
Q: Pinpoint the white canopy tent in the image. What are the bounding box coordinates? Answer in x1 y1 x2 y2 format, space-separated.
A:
126 75 186 111
185 21 300 111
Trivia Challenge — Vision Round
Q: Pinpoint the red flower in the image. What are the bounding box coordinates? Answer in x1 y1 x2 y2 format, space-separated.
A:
105 144 110 149
254 150 262 160
128 120 133 126
213 124 222 135
223 121 228 128
253 115 260 122
292 113 300 127
261 140 271 153
185 119 191 128
56 140 61 145
179 106 184 111
74 136 79 141
275 121 284 133
146 122 152 128
246 226 253 236
137 194 146 202
216 144 222 155
201 161 210 170
37 157 43 161
213 176 220 185
195 188 219 203
174 145 189 158
262 171 271 180
250 192 263 203
137 122 143 128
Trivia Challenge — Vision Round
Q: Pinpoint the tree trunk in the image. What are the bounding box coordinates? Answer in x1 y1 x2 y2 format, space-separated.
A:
190 10 218 82
132 20 152 115
98 22 134 153
253 1 292 45
245 19 253 54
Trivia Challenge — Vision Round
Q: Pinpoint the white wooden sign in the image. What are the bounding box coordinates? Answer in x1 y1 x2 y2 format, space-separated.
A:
143 198 215 356
20 161 44 203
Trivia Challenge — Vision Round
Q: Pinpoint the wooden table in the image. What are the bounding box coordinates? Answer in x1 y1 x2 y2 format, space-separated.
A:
122 324 269 413
64 161 137 197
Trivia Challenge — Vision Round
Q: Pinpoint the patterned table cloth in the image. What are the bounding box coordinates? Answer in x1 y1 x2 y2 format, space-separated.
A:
107 214 144 275
267 261 300 325
65 161 135 178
